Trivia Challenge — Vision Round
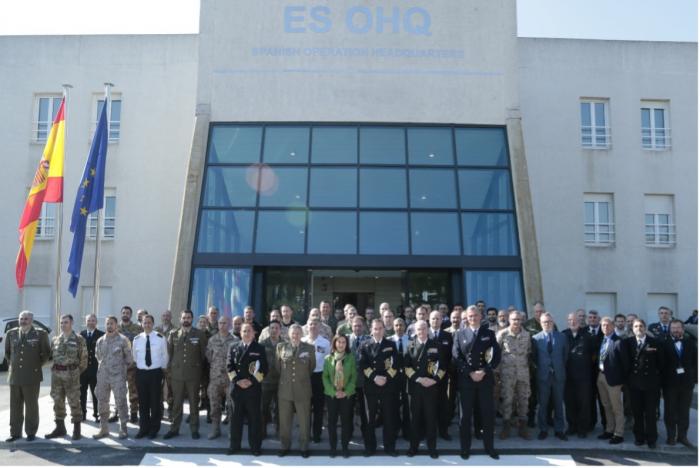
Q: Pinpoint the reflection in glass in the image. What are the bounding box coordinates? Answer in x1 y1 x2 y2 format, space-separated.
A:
203 167 259 207
309 168 357 207
461 213 518 256
256 210 306 253
407 271 449 306
455 128 508 166
312 127 357 163
411 213 461 255
197 210 255 253
266 269 308 322
360 212 409 254
263 126 310 164
409 169 457 209
190 268 252 318
209 126 262 163
465 270 524 310
307 211 357 254
407 127 454 165
458 170 513 209
258 167 308 207
360 168 407 208
359 127 406 164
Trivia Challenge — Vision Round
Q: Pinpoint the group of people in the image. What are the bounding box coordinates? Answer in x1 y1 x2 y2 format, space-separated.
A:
4 300 697 460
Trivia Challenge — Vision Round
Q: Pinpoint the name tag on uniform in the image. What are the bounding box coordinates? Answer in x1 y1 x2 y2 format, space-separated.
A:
249 352 260 357
382 347 393 352
481 337 489 341
428 348 438 353
68 342 77 346
676 368 685 374
190 338 199 344
299 352 309 358
442 340 450 346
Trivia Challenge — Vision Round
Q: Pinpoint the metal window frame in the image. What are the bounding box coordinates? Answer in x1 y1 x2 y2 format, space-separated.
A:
641 103 671 150
584 200 615 246
645 213 677 246
580 100 611 149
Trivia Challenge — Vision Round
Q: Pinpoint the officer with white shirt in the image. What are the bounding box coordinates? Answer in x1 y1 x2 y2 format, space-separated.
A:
132 314 169 438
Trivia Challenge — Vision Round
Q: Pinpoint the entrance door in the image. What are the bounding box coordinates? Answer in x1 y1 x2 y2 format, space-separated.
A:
333 292 375 316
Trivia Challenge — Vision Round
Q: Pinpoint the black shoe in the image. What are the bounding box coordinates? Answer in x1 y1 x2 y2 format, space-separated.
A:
440 431 452 441
148 433 158 439
163 431 178 440
363 449 374 457
135 431 147 439
407 449 416 457
577 431 587 439
94 415 100 423
634 440 645 446
301 450 310 458
666 437 676 446
206 416 212 424
191 431 200 440
387 450 398 457
252 450 261 457
130 414 138 424
313 436 321 443
678 437 696 449
330 448 337 458
538 431 548 440
81 413 86 422
565 428 576 436
555 432 568 441
5 436 20 442
26 435 36 442
342 448 350 458
227 447 238 456
460 451 470 460
597 432 613 440
488 451 500 460
429 451 439 459
648 442 656 449
475 430 483 440
278 449 289 457
609 436 624 445
108 415 119 423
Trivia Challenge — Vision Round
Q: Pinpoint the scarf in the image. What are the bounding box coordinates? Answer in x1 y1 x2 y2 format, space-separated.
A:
333 351 346 391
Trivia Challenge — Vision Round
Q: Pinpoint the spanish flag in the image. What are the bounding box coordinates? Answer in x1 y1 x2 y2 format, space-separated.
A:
16 98 66 288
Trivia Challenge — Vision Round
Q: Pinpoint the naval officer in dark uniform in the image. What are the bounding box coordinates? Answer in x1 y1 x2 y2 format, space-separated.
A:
227 323 267 456
452 305 501 460
359 318 400 457
80 314 104 422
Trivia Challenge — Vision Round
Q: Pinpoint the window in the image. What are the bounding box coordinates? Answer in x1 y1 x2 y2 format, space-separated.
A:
208 126 262 163
411 212 461 255
409 169 457 209
359 212 409 254
311 127 357 163
190 268 251 318
461 213 518 256
197 210 255 253
97 99 122 142
360 168 407 208
257 167 307 207
455 127 508 166
407 127 454 165
263 127 309 164
458 169 513 209
255 210 306 253
88 193 117 239
641 101 670 150
585 292 617 316
465 270 524 311
34 95 62 142
309 168 357 207
646 293 677 322
580 99 610 148
307 211 357 254
360 127 406 164
644 194 675 246
36 203 57 239
203 167 259 207
584 194 615 246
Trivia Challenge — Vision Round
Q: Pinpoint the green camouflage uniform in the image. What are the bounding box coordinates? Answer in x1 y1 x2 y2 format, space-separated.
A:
50 332 88 423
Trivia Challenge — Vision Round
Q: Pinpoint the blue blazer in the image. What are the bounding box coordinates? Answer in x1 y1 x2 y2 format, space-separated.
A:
531 330 569 382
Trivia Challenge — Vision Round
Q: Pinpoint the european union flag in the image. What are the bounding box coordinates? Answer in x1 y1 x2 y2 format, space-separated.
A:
67 99 109 297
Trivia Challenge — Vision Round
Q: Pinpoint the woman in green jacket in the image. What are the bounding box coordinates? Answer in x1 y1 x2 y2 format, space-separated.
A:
322 334 357 458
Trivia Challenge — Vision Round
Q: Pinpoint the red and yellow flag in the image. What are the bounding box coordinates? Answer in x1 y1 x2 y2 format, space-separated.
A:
16 98 66 288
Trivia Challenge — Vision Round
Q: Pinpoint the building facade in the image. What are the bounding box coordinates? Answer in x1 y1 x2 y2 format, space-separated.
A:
0 0 695 330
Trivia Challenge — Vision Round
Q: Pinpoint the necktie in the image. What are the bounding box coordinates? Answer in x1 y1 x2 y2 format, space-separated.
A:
675 340 682 358
145 335 152 367
600 338 608 361
547 334 553 354
398 338 403 355
637 340 643 352
88 331 92 339
662 325 668 334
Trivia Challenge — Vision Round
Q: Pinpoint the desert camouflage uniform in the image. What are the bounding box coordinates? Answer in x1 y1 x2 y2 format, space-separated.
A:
206 332 237 435
95 333 133 425
118 321 143 417
497 327 531 423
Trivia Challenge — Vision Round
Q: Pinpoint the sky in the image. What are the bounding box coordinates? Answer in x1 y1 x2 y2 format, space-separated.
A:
0 0 697 41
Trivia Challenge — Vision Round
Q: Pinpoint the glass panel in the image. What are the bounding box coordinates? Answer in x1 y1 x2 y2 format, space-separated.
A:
658 214 669 224
654 109 665 129
265 269 308 322
455 127 508 166
644 213 654 225
255 210 306 253
307 211 357 254
641 108 652 147
309 168 357 208
458 170 513 210
411 213 461 255
311 127 357 163
407 127 454 165
580 102 591 127
197 210 255 253
409 169 457 209
51 98 62 120
203 167 259 207
360 127 406 164
598 202 609 223
584 202 595 224
594 102 606 127
263 126 310 164
360 168 407 208
209 126 262 164
407 271 449 307
37 98 50 139
258 167 307 207
654 109 666 146
190 268 251 319
359 212 408 254
103 196 116 238
461 213 518 256
465 270 524 311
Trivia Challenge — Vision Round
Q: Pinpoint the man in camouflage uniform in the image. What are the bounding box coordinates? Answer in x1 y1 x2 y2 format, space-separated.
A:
93 315 133 439
156 309 175 420
45 314 88 440
206 316 237 439
5 310 51 442
115 306 142 423
524 301 544 427
497 311 532 440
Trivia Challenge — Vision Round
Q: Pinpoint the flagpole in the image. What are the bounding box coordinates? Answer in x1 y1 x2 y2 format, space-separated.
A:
56 84 71 328
92 82 113 316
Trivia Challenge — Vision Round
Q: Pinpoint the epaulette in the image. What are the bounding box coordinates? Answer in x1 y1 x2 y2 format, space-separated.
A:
156 333 163 338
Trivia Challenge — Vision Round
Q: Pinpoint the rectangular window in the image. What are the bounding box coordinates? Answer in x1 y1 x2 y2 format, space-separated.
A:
465 270 524 311
646 293 677 323
34 95 62 142
580 99 610 149
644 194 675 246
36 203 57 239
88 193 117 240
585 292 617 316
641 101 670 150
96 99 122 142
584 193 615 246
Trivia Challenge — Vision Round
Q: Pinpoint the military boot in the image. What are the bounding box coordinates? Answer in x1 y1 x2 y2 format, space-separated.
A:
118 422 128 439
499 420 511 439
208 420 221 440
45 420 67 439
518 419 531 440
93 420 110 439
72 422 82 440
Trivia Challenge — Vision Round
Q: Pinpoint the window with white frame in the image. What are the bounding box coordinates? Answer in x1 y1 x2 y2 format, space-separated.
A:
96 98 121 142
34 95 62 142
644 194 675 246
36 203 57 239
641 101 670 150
580 99 610 148
584 193 615 245
88 192 116 240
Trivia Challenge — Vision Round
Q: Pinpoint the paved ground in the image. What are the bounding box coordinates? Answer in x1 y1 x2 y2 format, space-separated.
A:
0 365 697 466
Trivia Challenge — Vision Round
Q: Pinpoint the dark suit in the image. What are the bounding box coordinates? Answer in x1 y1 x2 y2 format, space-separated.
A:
662 337 697 442
348 334 370 440
623 336 663 445
227 340 268 452
647 322 672 340
430 329 453 437
390 334 411 440
359 337 400 454
562 329 593 434
532 331 569 433
80 328 104 419
452 326 501 455
587 327 605 431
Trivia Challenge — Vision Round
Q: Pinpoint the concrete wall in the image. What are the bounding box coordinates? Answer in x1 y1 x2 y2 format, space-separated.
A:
0 35 198 329
518 38 698 323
